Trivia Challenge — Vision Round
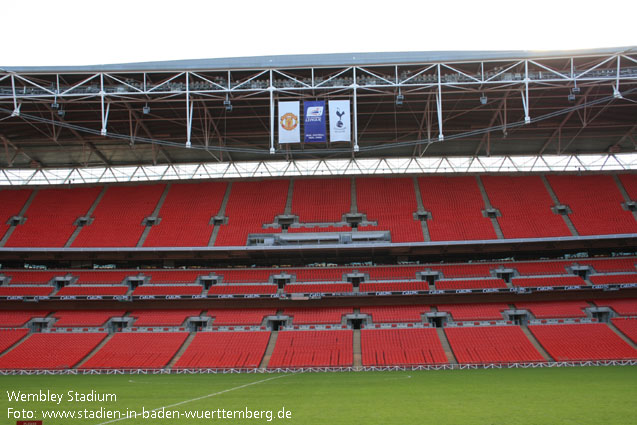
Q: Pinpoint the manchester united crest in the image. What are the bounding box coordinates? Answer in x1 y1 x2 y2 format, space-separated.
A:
280 112 299 131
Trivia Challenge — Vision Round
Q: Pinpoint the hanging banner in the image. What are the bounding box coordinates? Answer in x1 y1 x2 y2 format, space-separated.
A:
278 101 301 144
328 100 351 142
304 101 327 142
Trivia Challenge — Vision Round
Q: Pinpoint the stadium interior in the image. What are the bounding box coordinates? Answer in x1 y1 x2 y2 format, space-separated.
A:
0 47 636 372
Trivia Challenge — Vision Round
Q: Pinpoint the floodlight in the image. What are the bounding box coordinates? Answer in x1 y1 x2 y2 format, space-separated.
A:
480 95 488 105
568 93 576 102
142 104 150 114
396 93 404 106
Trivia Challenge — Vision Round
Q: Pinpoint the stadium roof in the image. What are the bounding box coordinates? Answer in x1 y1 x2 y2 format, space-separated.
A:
4 47 634 73
1 47 636 178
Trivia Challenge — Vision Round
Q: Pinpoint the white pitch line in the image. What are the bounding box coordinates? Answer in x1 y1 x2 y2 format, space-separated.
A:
95 374 289 425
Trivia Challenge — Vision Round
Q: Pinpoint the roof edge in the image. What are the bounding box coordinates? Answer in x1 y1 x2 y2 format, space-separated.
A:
3 46 636 73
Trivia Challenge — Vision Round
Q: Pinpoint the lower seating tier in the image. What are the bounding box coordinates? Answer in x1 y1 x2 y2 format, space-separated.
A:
361 328 448 366
445 326 545 364
0 329 28 353
528 323 637 361
0 333 107 369
79 332 188 369
174 331 270 369
611 318 637 344
267 330 352 368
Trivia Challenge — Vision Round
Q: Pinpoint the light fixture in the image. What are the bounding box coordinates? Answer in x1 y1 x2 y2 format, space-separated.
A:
142 104 150 114
224 95 232 112
396 90 404 106
58 109 65 117
568 92 576 102
572 86 580 94
51 102 59 109
480 94 488 105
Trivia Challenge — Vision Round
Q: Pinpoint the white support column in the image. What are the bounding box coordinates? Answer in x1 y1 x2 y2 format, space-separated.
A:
614 55 622 98
436 64 444 141
100 74 108 135
186 72 192 148
353 68 359 152
524 61 530 124
10 74 19 117
269 70 275 154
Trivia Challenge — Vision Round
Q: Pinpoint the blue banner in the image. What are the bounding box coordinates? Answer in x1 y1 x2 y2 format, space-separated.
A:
304 101 326 142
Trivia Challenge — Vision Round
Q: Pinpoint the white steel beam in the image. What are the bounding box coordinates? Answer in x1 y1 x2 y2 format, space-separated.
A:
353 67 359 152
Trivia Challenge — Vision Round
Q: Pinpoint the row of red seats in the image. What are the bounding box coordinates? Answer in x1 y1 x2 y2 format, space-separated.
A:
611 318 637 344
589 274 637 284
144 182 227 247
56 286 128 296
207 309 276 326
361 328 447 366
73 185 166 247
2 299 635 328
516 301 590 318
360 281 430 292
174 331 270 369
419 176 496 241
529 323 637 361
359 305 430 323
0 286 53 296
437 303 510 321
444 326 545 364
282 308 352 325
2 321 636 370
208 285 277 295
2 175 636 248
0 189 32 243
267 330 353 368
593 299 637 315
511 275 585 287
0 333 106 369
547 175 637 236
284 283 353 293
291 178 350 223
481 175 570 238
52 310 125 327
0 329 28 353
132 285 204 296
6 187 101 247
79 332 188 369
214 180 289 246
357 177 423 243
129 310 202 326
435 278 507 290
287 226 352 233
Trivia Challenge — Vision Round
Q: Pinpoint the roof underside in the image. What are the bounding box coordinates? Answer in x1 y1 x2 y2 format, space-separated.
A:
1 47 636 169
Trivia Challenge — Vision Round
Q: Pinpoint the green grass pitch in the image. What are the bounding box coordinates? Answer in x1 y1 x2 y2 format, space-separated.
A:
1 366 636 425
